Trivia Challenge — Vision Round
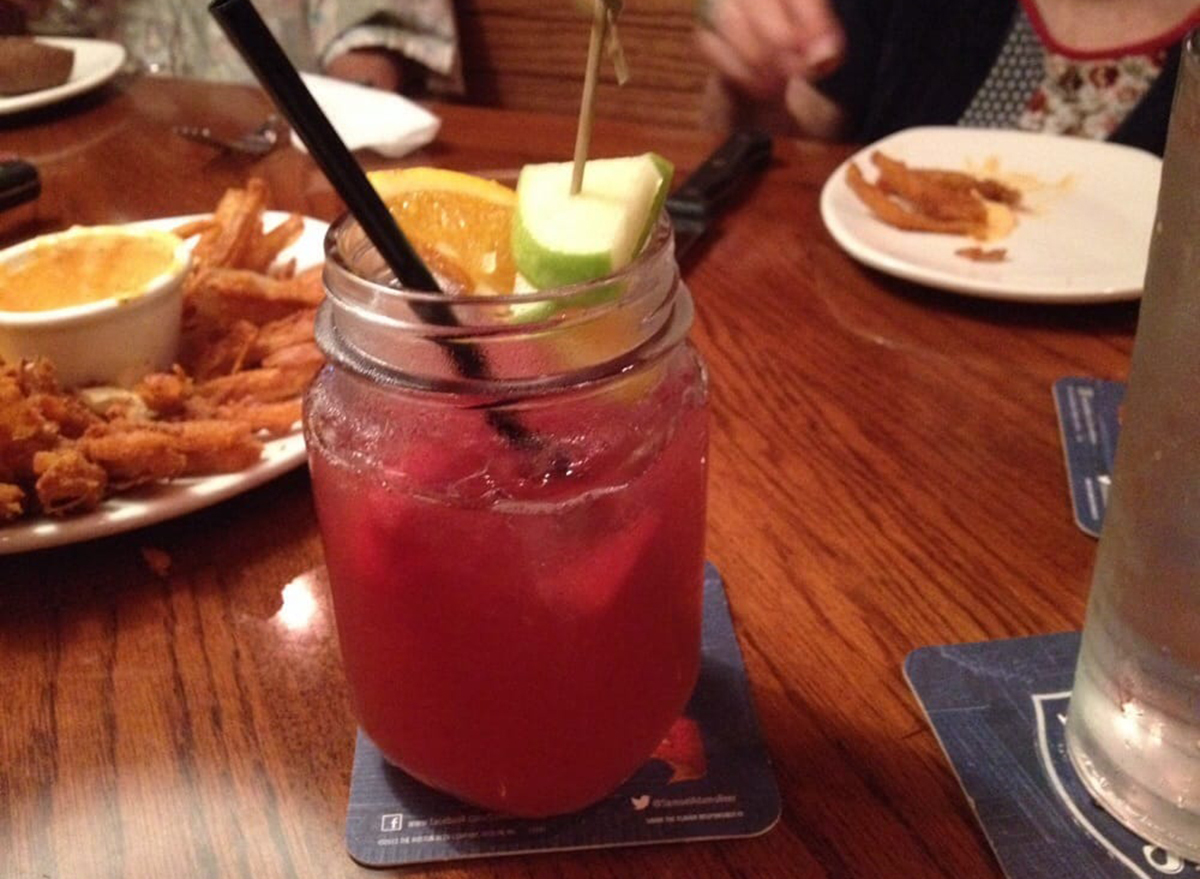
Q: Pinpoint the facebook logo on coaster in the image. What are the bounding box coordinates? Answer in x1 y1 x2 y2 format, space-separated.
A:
380 813 404 832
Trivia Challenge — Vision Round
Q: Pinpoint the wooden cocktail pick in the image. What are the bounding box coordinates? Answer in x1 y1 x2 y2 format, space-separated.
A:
571 0 629 195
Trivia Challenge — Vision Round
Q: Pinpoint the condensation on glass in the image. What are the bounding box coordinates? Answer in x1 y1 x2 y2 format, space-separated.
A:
1066 30 1200 861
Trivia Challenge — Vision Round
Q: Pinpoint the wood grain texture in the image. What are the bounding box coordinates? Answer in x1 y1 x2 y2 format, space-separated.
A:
456 0 709 127
0 76 1137 879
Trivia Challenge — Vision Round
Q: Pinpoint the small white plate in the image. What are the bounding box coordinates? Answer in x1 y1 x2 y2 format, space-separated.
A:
819 126 1162 303
0 37 127 116
0 211 328 555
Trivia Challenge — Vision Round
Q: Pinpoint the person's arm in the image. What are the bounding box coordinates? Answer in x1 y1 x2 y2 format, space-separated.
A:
313 0 460 94
324 46 408 91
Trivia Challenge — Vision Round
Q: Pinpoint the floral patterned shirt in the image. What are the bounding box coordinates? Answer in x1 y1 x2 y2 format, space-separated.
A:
960 1 1198 139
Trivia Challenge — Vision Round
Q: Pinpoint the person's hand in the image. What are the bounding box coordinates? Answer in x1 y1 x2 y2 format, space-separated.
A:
695 0 845 99
324 48 407 92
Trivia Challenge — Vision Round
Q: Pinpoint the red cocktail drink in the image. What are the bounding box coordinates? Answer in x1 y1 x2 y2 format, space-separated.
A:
305 212 709 816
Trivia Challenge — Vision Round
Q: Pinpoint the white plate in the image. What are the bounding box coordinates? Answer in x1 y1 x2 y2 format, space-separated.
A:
0 37 127 116
819 126 1162 303
0 211 328 555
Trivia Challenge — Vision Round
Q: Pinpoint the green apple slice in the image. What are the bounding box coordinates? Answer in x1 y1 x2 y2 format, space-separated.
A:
512 153 674 292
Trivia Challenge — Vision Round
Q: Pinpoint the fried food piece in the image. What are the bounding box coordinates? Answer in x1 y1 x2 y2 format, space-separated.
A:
267 258 297 280
0 482 25 522
213 399 303 436
190 178 270 273
80 427 188 489
75 386 152 422
171 218 217 240
33 447 107 516
30 391 100 438
188 265 324 326
976 178 1021 206
185 317 259 380
247 308 317 364
956 246 1008 262
845 163 983 236
243 213 304 273
86 418 262 477
0 373 61 484
883 165 1022 207
846 152 1025 245
136 367 194 416
871 152 988 226
261 341 323 372
195 362 320 405
14 358 60 395
163 420 263 475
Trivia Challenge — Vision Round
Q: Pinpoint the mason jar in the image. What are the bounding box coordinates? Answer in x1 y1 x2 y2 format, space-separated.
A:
304 211 710 817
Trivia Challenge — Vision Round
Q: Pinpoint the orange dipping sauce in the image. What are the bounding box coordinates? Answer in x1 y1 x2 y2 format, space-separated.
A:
0 228 182 313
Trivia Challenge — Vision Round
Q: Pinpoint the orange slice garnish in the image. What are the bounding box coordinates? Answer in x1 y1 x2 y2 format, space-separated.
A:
367 167 517 294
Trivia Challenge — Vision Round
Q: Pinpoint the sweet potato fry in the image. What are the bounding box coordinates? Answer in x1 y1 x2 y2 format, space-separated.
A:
247 309 317 364
975 178 1022 206
244 213 303 273
195 363 318 405
188 267 323 325
188 318 258 380
190 178 269 272
279 264 323 304
171 218 217 240
870 152 987 226
261 341 323 372
845 163 982 236
213 399 302 436
267 258 297 280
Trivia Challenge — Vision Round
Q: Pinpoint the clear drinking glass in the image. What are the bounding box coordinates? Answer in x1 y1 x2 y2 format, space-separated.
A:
1065 30 1200 860
303 213 709 818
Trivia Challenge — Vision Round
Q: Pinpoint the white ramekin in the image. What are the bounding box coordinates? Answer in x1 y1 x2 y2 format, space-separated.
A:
0 225 191 388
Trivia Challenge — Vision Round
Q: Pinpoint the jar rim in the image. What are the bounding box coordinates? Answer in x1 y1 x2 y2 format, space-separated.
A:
322 211 676 309
316 209 691 395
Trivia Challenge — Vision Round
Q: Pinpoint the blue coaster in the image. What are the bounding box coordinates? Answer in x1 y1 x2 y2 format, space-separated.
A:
344 563 781 866
1052 377 1125 537
905 633 1197 877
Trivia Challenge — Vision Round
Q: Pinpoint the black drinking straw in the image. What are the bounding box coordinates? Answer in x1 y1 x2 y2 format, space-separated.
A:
209 0 536 448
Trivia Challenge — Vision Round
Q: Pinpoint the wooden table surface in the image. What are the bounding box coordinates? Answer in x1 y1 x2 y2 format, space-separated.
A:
0 76 1138 879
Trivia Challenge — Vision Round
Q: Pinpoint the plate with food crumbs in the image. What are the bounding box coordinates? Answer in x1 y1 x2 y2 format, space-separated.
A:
0 185 327 555
0 37 127 116
819 126 1161 303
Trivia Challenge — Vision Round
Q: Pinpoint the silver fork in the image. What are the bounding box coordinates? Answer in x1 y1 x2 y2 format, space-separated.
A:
172 115 285 155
